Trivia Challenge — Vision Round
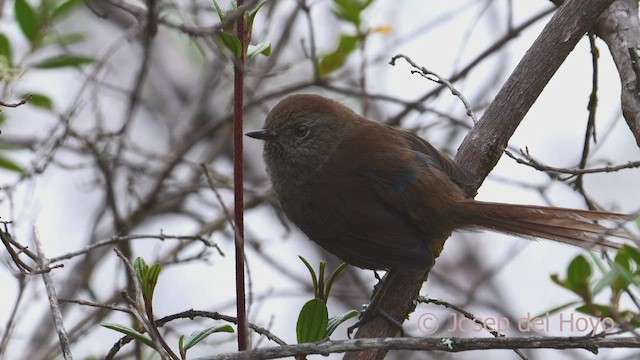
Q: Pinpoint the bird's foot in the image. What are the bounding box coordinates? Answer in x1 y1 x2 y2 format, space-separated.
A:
347 303 404 338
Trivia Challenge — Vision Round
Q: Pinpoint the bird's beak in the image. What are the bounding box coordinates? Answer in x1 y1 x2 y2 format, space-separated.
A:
245 129 276 141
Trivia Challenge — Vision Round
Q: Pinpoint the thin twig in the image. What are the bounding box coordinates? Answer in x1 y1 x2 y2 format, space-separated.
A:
33 225 73 360
504 148 640 176
390 54 478 124
0 94 32 108
49 232 221 263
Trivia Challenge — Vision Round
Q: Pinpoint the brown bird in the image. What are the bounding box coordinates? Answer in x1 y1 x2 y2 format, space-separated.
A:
246 94 634 271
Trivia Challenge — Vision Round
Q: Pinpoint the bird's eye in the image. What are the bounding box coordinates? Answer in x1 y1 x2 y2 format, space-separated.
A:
293 124 309 138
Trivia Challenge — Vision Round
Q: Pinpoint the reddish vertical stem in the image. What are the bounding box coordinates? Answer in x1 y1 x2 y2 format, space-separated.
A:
233 0 248 351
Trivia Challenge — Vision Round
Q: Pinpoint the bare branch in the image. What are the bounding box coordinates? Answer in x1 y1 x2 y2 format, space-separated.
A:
197 336 640 360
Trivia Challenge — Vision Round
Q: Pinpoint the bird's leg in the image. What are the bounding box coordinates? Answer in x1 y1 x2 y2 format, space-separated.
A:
347 271 404 337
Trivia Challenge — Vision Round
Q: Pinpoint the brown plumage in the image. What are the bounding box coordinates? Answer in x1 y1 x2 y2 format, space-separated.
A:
246 94 635 271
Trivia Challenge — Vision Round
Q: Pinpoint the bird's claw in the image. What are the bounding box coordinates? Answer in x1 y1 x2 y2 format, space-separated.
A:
347 304 404 338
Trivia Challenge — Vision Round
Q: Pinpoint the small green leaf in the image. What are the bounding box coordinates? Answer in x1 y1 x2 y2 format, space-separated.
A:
614 250 632 272
0 156 23 173
588 250 609 274
296 298 328 343
144 263 162 301
318 34 359 76
213 0 226 21
299 256 319 296
33 55 94 69
15 0 40 43
326 310 358 337
317 262 326 300
133 257 162 301
183 325 234 351
246 0 266 35
24 93 53 110
567 255 592 291
324 263 348 301
592 267 619 295
362 0 375 10
550 273 566 288
179 335 186 358
102 323 156 350
247 42 271 59
134 257 148 290
611 259 639 291
0 34 13 67
246 0 266 24
43 32 86 46
622 245 640 269
52 0 83 19
332 0 361 26
217 32 242 59
574 304 612 318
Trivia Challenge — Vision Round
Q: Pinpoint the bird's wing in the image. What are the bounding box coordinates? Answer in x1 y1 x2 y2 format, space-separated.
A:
399 130 475 193
299 124 465 270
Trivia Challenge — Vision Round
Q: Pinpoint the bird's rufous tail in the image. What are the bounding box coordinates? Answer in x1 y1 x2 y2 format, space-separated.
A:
456 201 636 249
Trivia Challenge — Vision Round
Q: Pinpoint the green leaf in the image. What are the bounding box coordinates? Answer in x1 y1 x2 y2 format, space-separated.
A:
332 0 361 26
247 42 271 59
44 32 86 46
567 255 592 291
326 310 358 337
217 32 242 59
575 304 613 318
179 335 186 358
143 263 162 301
362 0 375 10
588 250 609 274
246 0 266 36
318 34 359 77
296 298 328 343
622 245 640 270
52 0 83 19
592 267 619 295
317 262 326 300
332 0 375 26
134 257 148 291
611 259 639 291
102 323 156 350
15 0 40 43
614 250 632 272
33 55 94 69
183 325 234 351
246 0 266 23
324 262 348 301
0 156 23 173
0 34 13 67
133 257 162 301
24 92 53 110
550 273 566 288
213 0 225 21
299 256 319 296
